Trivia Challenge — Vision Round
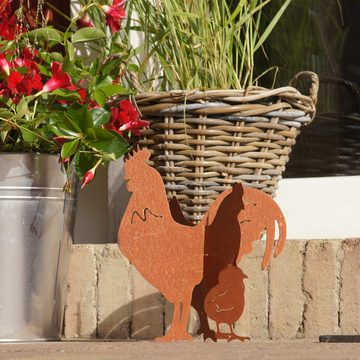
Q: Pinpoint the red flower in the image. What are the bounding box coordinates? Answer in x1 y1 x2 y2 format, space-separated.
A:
19 48 38 61
0 0 12 15
3 49 43 100
54 136 67 145
14 49 39 72
87 100 100 109
7 70 43 97
105 99 149 136
0 13 17 40
0 81 10 97
77 88 87 100
0 53 10 75
40 62 73 94
102 0 126 33
76 14 95 29
7 71 22 91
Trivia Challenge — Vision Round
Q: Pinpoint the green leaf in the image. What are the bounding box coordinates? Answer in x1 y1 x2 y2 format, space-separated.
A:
254 0 292 51
61 58 76 76
85 128 97 141
52 88 81 99
74 152 97 178
67 106 94 133
20 127 36 143
92 127 116 141
89 130 129 160
50 125 81 138
93 89 107 107
127 63 139 72
95 76 113 88
66 40 75 61
37 63 51 76
63 115 82 133
0 40 15 52
61 139 80 159
0 110 14 119
25 27 62 43
0 130 8 142
50 52 64 63
101 59 121 77
15 99 28 119
72 28 106 43
96 84 128 98
90 108 110 127
89 61 99 79
171 11 200 19
48 111 65 125
93 78 128 107
0 121 10 130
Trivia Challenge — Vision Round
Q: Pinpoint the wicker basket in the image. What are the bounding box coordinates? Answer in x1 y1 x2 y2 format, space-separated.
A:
135 71 319 222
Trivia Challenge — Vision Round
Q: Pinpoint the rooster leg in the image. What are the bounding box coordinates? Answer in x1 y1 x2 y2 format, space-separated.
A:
176 293 192 341
197 313 216 341
193 286 216 341
197 307 217 341
157 293 193 341
156 302 180 342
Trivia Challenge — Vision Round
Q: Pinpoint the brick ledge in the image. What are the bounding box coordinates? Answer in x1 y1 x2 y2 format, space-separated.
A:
64 239 360 340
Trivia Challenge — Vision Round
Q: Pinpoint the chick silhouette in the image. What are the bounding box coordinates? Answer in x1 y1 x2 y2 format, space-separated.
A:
204 265 250 342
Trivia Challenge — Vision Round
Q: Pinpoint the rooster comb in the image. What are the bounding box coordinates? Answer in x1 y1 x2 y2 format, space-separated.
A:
125 146 151 164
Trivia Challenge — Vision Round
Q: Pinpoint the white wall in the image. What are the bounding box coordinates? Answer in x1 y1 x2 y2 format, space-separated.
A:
276 176 360 239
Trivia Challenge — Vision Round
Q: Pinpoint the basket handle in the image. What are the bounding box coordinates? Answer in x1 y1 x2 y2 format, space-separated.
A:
289 71 319 106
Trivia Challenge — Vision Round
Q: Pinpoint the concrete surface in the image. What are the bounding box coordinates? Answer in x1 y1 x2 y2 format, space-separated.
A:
1 340 360 360
64 240 360 340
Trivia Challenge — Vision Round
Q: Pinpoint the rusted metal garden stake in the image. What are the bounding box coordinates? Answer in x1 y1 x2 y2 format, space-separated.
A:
118 148 287 342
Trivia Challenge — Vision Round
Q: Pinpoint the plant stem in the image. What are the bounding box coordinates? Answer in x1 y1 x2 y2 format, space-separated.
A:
0 117 53 144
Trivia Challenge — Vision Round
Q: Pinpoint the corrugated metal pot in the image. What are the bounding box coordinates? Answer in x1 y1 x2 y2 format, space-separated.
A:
0 153 77 342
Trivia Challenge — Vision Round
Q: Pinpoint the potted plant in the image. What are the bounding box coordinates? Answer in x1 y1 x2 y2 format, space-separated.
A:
0 0 148 341
124 0 319 222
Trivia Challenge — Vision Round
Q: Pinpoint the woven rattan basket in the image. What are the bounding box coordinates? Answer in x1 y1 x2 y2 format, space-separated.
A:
135 71 319 222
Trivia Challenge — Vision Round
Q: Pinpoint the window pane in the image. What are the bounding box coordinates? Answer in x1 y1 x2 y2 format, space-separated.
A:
263 0 360 178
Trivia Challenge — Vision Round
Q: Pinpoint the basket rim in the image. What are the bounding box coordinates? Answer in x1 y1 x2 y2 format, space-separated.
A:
132 72 319 122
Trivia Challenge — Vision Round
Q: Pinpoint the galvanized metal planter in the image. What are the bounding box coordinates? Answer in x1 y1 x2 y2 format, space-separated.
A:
0 153 77 342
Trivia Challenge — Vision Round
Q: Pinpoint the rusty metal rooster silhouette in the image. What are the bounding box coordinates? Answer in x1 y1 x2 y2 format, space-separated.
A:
118 148 287 342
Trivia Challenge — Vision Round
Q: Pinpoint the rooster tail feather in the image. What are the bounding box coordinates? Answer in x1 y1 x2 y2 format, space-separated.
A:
274 207 287 257
261 221 276 271
169 196 195 227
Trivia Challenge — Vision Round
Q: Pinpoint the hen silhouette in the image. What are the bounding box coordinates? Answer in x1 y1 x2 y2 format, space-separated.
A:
118 148 286 342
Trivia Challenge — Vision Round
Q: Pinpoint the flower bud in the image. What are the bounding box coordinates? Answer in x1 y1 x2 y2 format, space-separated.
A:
81 169 95 189
76 14 94 29
0 54 10 75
